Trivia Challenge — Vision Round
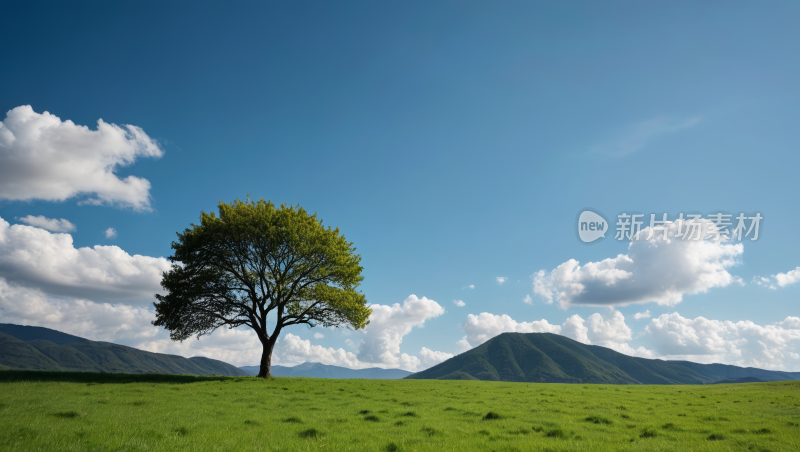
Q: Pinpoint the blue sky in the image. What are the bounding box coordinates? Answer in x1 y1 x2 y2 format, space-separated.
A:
1 1 799 371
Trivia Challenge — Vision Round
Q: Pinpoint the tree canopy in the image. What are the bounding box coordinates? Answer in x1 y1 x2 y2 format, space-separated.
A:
153 198 371 377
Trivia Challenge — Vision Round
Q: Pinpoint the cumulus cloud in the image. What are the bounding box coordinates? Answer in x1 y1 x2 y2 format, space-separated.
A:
274 295 454 371
104 227 117 239
523 294 532 304
586 310 632 346
533 219 742 308
634 310 651 320
357 295 445 370
16 215 76 232
643 313 800 370
560 314 588 344
755 267 800 290
779 317 800 329
462 284 474 289
453 299 465 307
0 105 163 210
313 332 324 339
461 312 561 346
456 336 472 352
275 333 360 368
496 277 507 285
776 268 800 287
344 339 356 348
420 347 454 367
0 216 169 305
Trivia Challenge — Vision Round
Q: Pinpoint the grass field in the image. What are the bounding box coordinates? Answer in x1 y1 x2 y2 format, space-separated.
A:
1 371 799 451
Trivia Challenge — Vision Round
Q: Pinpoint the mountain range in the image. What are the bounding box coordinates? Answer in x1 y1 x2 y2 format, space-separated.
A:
239 362 412 379
406 332 800 384
5 324 799 384
0 324 248 376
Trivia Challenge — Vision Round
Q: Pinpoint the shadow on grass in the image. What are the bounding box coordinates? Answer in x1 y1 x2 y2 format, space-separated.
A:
0 370 240 385
298 428 320 438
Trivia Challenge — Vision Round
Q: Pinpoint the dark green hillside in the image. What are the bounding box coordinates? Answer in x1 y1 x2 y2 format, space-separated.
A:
0 333 63 371
0 323 87 344
0 325 248 377
25 339 103 372
407 332 800 384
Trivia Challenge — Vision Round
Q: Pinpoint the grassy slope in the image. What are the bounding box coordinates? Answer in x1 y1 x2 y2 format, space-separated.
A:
1 371 799 451
409 333 800 384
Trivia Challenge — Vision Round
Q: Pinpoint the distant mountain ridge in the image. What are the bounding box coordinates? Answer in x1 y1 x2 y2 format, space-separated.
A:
0 324 248 377
240 362 413 379
406 332 800 384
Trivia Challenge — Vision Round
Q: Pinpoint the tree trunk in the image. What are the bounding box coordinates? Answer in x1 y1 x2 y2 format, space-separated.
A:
257 338 276 378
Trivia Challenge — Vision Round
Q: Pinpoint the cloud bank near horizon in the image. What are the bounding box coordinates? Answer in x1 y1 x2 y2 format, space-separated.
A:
0 277 454 371
0 216 169 305
457 309 800 371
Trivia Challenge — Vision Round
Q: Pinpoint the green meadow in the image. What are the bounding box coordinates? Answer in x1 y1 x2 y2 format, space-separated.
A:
1 371 799 451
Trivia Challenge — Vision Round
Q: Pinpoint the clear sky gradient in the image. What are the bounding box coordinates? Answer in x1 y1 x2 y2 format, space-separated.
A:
1 1 798 371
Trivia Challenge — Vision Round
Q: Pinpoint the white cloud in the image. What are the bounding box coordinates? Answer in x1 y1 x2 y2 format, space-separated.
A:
0 215 169 305
560 314 589 344
462 284 474 289
274 333 360 368
0 105 163 210
456 336 472 352
357 295 445 370
643 313 800 370
591 116 701 157
496 277 507 285
533 219 742 308
775 267 800 287
104 227 117 239
344 339 356 348
755 267 800 290
419 347 454 368
16 215 75 232
523 294 532 304
779 317 800 329
587 310 632 345
313 332 324 339
461 312 561 347
453 299 465 307
634 310 651 320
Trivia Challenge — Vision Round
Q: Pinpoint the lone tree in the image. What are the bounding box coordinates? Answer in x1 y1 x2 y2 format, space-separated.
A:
153 198 371 378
